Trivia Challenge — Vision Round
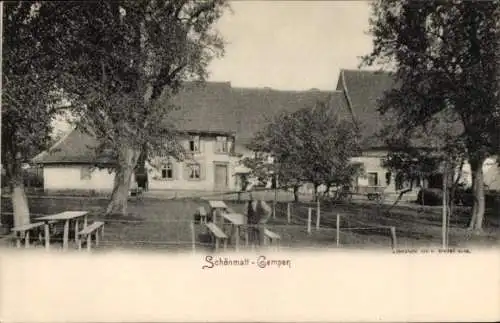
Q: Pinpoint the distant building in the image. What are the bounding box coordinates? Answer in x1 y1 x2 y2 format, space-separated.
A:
335 69 499 197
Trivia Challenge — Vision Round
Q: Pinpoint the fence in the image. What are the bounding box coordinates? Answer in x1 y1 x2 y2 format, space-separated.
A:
0 198 400 252
2 185 498 252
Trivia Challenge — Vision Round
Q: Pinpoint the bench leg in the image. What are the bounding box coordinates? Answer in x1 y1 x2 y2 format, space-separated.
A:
215 237 219 251
74 219 80 246
95 230 100 247
223 239 227 251
44 224 50 250
87 234 91 252
25 231 30 248
63 219 69 251
78 235 83 250
38 229 43 244
16 233 21 248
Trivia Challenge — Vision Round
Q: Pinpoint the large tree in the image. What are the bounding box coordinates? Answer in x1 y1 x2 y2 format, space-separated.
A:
244 101 361 202
363 0 500 231
2 2 67 227
36 1 228 216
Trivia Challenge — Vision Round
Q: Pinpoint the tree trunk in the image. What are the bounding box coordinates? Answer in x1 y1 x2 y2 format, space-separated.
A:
106 145 140 216
448 158 465 227
293 186 299 202
468 159 486 231
7 154 31 228
11 173 30 228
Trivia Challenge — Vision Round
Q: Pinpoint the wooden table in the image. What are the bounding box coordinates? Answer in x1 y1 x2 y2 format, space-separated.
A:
208 200 228 223
36 211 89 250
220 212 247 251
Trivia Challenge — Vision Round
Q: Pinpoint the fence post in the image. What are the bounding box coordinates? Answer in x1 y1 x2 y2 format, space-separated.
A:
316 205 321 231
190 220 196 254
287 203 291 224
317 199 320 216
307 208 312 234
336 213 340 247
273 200 276 219
390 226 397 250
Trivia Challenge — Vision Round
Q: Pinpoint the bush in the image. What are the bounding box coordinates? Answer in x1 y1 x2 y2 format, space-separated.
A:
418 187 500 209
417 188 443 206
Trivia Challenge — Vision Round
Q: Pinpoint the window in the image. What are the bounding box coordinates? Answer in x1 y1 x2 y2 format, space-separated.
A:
367 172 378 186
161 162 173 179
80 167 91 180
188 136 200 153
215 136 227 153
188 163 201 179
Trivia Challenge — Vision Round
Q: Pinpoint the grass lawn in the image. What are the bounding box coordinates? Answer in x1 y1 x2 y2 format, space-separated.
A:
1 196 499 251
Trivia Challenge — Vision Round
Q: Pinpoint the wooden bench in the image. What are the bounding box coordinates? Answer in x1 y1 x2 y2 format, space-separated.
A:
263 228 281 250
78 221 105 251
11 222 45 248
205 222 228 251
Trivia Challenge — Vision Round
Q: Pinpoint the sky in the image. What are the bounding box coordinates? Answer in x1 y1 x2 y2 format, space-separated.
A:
207 0 374 91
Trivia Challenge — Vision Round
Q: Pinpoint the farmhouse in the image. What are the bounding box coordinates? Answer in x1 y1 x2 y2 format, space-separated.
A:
33 82 337 193
32 72 499 195
336 69 499 197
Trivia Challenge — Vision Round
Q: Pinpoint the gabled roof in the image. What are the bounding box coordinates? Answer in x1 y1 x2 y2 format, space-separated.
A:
336 69 464 149
33 82 347 164
169 82 342 145
32 127 114 165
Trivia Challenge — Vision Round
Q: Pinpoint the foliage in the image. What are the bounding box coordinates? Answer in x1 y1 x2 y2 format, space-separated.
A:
362 0 500 229
2 2 63 171
381 128 467 188
37 0 228 158
32 1 229 215
2 2 74 226
243 101 361 198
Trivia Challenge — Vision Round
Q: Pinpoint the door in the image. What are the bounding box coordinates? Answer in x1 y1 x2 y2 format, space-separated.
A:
214 164 228 190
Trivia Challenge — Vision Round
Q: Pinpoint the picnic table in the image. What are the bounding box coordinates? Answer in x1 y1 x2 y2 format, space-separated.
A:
36 211 89 250
208 200 228 223
220 212 248 251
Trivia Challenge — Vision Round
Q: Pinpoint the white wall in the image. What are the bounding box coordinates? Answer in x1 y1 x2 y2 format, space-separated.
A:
44 165 116 191
147 136 240 191
351 151 404 193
